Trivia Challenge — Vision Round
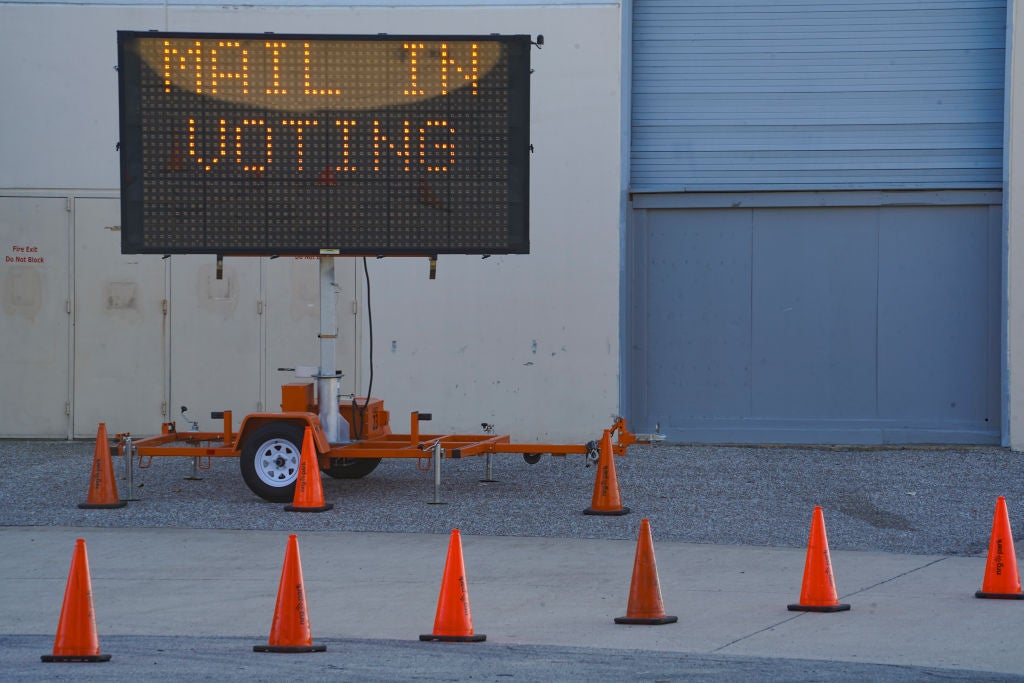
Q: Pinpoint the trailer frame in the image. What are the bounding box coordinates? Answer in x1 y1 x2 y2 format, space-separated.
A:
116 388 649 502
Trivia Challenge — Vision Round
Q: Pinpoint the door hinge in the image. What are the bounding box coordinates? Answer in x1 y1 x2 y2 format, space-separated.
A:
161 401 168 417
65 401 71 416
257 400 264 412
257 300 264 315
65 197 72 212
351 300 358 315
66 300 71 315
161 299 168 315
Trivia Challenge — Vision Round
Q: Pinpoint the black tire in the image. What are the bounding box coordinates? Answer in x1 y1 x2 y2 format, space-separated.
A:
240 422 306 502
325 457 382 479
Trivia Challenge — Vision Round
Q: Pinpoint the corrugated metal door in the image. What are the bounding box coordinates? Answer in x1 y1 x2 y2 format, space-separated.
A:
628 1 1006 444
0 196 71 437
628 194 1002 444
631 0 1006 190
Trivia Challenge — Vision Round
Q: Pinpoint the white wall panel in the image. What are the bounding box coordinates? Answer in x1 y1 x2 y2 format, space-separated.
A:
0 5 160 190
72 197 167 437
168 255 262 432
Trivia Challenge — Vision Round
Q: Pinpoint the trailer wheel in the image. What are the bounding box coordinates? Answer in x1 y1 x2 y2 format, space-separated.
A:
240 422 305 502
523 453 543 465
326 457 382 479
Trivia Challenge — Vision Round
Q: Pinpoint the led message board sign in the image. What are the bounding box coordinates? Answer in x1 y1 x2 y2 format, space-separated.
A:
117 31 531 255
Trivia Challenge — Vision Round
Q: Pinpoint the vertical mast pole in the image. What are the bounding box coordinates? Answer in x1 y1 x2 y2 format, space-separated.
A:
318 256 347 443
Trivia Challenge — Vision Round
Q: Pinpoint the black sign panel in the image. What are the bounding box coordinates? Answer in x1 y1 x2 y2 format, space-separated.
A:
117 31 530 255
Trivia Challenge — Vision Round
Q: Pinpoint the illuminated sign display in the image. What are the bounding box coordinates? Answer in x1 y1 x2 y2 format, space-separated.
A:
117 31 531 255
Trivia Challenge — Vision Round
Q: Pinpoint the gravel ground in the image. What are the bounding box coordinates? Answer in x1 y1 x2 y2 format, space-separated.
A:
0 439 1021 556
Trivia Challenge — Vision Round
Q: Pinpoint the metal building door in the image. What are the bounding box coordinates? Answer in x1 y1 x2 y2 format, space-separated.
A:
627 196 1001 444
0 196 71 437
72 197 168 437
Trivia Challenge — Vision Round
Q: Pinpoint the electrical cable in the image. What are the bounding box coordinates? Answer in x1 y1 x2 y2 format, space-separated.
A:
352 256 373 439
363 256 374 405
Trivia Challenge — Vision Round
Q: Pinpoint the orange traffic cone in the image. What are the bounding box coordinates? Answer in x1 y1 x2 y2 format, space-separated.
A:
79 423 126 509
284 427 333 512
420 529 486 642
41 538 111 662
975 496 1024 599
583 429 630 515
254 534 326 652
787 506 850 612
615 518 677 625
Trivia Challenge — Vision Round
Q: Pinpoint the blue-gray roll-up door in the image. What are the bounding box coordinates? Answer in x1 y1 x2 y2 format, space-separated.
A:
631 0 1006 191
627 192 1002 444
627 1 1006 444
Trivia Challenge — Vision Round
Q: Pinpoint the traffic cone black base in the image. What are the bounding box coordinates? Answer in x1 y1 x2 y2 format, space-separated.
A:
584 507 630 516
41 653 112 662
419 634 487 642
77 501 127 510
787 603 850 613
253 644 327 653
284 503 334 513
974 591 1024 600
614 615 678 625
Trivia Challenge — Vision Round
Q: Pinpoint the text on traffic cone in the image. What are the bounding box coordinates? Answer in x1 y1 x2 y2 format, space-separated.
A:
284 427 333 512
41 538 111 662
583 429 630 516
787 506 850 613
254 534 326 652
420 529 486 642
79 423 126 509
975 496 1024 599
615 518 678 625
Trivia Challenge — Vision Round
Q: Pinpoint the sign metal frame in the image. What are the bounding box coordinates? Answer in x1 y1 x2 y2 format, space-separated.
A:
117 31 531 256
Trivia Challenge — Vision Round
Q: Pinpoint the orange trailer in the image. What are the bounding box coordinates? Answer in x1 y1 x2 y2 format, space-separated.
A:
119 380 649 502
